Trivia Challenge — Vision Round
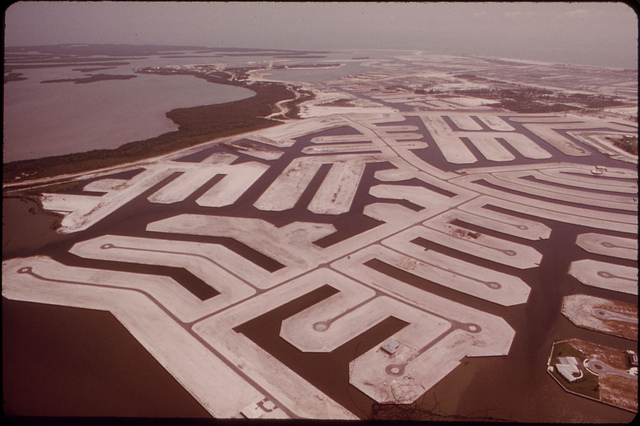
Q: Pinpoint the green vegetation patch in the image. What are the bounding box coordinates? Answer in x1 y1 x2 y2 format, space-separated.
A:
549 341 600 400
454 86 626 113
4 72 28 84
607 135 638 156
41 74 138 84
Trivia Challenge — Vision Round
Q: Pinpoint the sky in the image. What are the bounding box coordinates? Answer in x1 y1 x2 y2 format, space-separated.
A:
4 1 639 68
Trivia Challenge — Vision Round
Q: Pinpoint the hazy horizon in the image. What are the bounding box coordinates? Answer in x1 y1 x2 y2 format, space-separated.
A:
4 2 639 68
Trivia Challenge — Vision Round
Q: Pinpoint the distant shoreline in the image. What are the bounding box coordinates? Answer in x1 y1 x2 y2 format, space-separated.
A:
3 70 312 186
40 73 138 84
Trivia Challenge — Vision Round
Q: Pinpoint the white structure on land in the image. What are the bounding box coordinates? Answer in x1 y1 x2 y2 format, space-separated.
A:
556 356 583 383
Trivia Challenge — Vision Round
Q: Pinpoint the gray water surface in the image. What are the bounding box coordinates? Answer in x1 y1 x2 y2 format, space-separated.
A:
3 63 255 163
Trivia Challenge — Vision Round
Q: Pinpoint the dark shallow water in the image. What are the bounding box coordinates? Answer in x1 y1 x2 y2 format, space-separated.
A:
2 197 68 260
2 298 212 418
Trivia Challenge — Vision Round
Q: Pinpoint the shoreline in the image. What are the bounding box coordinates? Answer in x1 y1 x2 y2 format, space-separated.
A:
3 69 312 186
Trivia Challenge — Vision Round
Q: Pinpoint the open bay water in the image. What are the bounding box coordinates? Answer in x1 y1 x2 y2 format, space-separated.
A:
430 45 638 70
3 62 255 163
2 50 370 164
2 49 375 164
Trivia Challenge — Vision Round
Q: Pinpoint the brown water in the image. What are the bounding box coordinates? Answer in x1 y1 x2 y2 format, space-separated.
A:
2 298 212 419
2 197 68 260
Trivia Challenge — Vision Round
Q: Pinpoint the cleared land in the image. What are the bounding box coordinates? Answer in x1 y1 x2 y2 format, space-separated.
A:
561 294 637 340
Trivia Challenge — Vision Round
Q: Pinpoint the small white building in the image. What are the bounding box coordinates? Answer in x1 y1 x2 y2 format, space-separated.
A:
558 356 579 365
381 339 400 355
556 357 583 383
